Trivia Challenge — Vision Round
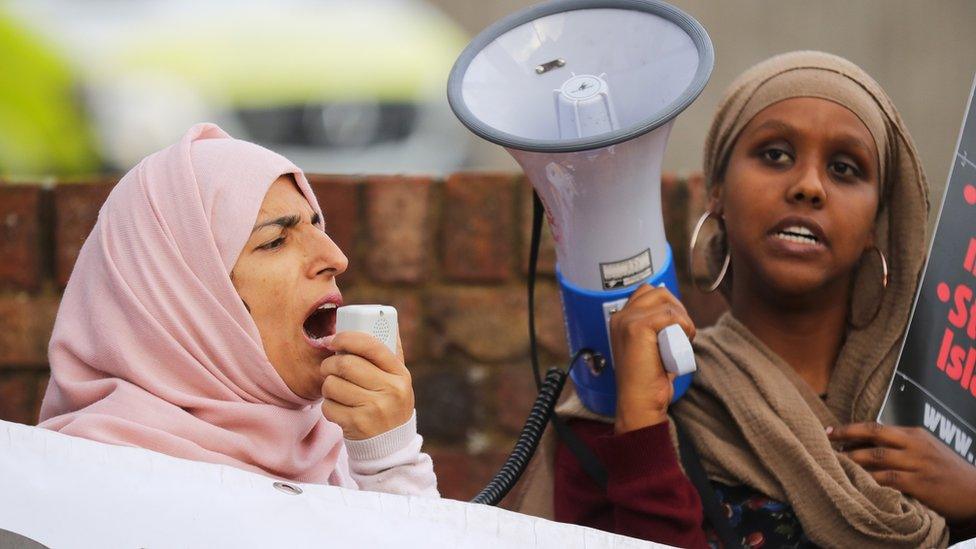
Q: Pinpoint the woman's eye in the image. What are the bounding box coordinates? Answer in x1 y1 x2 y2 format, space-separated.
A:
830 161 860 179
259 236 285 250
761 148 791 165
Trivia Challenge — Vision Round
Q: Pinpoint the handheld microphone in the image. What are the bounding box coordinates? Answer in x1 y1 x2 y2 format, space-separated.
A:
335 305 399 355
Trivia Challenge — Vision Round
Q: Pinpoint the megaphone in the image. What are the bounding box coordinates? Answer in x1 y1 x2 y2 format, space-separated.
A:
448 0 713 416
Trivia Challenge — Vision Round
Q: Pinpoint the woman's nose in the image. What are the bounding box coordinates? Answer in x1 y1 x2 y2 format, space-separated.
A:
306 230 348 279
786 164 826 208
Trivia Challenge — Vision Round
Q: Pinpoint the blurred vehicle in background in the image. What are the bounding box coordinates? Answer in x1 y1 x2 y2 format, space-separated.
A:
0 12 100 179
1 0 469 179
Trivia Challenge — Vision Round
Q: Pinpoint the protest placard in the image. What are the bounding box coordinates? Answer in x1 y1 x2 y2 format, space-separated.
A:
879 76 976 464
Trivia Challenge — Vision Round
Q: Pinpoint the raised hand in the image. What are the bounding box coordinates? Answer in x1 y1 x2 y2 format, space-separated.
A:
610 284 696 434
319 332 414 440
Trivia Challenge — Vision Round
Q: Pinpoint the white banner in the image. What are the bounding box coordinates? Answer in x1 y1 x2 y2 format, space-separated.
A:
0 420 663 549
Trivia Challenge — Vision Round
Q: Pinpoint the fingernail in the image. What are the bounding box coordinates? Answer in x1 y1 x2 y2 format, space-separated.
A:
322 335 335 349
825 426 834 436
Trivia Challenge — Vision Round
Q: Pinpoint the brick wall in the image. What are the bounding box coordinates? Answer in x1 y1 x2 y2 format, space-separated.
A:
0 173 726 502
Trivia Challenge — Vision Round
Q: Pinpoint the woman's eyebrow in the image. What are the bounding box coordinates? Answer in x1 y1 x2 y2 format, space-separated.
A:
750 119 794 136
251 214 300 234
832 133 874 158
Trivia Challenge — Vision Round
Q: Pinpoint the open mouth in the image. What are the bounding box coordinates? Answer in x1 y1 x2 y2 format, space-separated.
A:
774 225 821 245
303 303 337 342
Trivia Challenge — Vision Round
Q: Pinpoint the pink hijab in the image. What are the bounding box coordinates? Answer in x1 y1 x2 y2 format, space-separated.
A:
39 123 350 485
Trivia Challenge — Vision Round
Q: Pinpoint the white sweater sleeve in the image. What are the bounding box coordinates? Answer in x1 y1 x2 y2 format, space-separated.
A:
342 410 439 498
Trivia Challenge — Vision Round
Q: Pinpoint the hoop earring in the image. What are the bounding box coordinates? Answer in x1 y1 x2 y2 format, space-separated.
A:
688 210 730 293
873 245 889 289
849 246 889 329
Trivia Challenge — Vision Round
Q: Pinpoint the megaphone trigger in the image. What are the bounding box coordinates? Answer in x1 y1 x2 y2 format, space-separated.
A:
658 324 697 377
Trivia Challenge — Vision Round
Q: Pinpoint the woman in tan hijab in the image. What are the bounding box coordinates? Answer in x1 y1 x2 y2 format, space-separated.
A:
516 51 976 548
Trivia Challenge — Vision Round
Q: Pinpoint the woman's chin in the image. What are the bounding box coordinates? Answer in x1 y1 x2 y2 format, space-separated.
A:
277 346 332 401
756 264 836 299
296 369 326 401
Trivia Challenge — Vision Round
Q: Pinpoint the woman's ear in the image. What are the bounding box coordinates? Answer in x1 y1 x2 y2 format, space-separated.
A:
708 183 724 216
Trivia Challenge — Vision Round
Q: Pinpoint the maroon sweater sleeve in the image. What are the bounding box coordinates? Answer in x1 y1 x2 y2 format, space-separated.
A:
553 418 709 548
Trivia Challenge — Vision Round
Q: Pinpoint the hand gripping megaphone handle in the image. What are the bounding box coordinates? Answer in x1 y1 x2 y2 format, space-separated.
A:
658 324 697 376
604 295 698 377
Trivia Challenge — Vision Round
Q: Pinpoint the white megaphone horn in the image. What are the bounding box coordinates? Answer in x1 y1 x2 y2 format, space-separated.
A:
447 0 713 416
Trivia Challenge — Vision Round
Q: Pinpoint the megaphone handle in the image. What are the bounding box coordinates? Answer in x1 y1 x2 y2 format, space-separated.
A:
658 324 697 376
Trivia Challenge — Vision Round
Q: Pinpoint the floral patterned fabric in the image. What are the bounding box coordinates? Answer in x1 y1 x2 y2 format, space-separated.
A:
705 482 817 549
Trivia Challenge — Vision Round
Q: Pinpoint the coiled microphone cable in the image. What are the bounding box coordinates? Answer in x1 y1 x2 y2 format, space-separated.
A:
469 366 566 505
470 349 601 506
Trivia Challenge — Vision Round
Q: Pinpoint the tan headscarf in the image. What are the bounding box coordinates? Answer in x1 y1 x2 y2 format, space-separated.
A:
513 51 946 548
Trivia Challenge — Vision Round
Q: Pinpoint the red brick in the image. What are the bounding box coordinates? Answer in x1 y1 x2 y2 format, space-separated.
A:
414 370 473 443
426 325 451 361
0 186 42 291
0 371 38 424
365 176 432 284
442 173 516 282
534 281 569 360
341 288 424 363
426 287 527 362
518 182 557 276
426 447 508 501
0 292 59 368
493 363 539 435
54 183 114 288
306 175 362 285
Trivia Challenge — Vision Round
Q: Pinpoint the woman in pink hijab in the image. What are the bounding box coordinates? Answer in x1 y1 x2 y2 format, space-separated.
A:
38 123 438 495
